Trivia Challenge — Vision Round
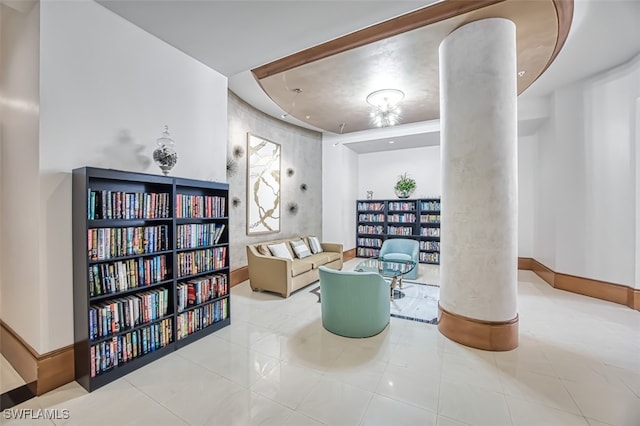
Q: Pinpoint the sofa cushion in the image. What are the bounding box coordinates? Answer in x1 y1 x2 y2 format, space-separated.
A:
325 252 342 262
308 236 323 254
381 253 412 262
268 242 293 260
256 244 271 256
306 253 332 268
291 259 313 276
290 239 312 259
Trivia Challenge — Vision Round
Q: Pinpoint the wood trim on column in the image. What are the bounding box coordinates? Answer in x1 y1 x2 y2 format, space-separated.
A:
437 304 519 351
0 320 75 395
230 266 249 287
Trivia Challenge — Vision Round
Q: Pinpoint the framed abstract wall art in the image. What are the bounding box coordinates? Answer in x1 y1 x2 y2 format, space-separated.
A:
246 133 281 235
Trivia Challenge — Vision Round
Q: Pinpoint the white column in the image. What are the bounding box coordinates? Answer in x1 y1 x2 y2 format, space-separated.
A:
438 18 518 349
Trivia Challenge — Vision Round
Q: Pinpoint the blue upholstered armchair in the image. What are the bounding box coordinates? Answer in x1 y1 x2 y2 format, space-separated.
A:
319 266 390 338
378 238 419 280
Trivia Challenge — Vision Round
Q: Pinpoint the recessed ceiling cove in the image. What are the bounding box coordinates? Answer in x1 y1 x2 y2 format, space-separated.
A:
252 0 572 134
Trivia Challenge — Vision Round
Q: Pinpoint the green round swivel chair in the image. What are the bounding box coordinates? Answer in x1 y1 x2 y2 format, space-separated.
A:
319 266 390 338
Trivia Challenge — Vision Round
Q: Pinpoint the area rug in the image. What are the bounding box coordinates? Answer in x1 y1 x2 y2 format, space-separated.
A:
310 280 439 324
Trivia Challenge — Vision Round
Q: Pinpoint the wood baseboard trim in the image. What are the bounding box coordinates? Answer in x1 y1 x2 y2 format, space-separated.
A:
0 321 75 395
437 303 519 351
521 259 639 311
630 288 640 310
343 248 356 262
529 258 556 287
230 266 249 287
517 257 533 270
555 272 630 307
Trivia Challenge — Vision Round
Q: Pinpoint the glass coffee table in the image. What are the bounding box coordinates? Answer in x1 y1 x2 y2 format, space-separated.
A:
354 258 417 300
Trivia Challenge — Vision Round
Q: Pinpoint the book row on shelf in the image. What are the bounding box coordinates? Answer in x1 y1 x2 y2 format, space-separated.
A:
357 201 385 211
421 214 440 223
90 318 173 378
388 201 416 211
387 213 417 222
89 255 169 297
357 199 442 213
176 273 228 312
388 225 414 236
421 227 441 237
358 224 384 235
421 200 440 211
89 287 170 341
176 223 225 249
88 190 171 220
420 240 440 251
176 247 227 277
420 252 440 263
357 247 380 257
88 225 169 261
175 194 226 219
358 213 385 222
176 299 228 340
357 237 382 248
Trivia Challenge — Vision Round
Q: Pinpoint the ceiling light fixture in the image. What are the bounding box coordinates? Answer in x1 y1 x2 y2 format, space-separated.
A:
366 89 404 127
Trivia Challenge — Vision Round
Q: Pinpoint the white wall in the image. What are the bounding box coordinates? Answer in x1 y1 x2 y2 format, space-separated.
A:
533 110 557 270
518 135 535 257
357 146 441 200
0 2 41 350
322 142 359 250
2 0 228 354
533 53 640 287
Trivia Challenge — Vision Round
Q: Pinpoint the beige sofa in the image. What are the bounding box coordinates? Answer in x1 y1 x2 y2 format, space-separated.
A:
246 237 343 298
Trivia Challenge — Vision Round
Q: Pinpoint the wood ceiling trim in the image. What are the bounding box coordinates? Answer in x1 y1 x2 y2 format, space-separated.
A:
252 0 507 80
549 0 574 71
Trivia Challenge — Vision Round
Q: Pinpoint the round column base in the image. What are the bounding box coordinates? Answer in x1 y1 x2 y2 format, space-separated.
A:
437 303 519 351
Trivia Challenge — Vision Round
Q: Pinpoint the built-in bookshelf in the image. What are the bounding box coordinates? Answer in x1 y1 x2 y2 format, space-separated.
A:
73 167 230 392
355 198 441 264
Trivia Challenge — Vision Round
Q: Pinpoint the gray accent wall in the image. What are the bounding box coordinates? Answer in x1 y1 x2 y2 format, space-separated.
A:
227 91 323 269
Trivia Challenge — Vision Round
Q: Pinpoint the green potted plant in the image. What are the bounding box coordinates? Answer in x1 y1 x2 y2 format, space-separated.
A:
394 172 416 198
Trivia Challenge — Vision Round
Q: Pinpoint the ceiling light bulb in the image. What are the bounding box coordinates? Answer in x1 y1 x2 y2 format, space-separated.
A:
389 140 395 144
367 89 404 127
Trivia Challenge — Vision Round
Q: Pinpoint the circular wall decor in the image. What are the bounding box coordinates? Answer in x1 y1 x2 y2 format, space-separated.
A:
287 202 299 215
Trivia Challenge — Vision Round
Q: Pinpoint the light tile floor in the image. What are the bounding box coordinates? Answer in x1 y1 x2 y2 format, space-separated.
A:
1 355 26 394
3 259 640 426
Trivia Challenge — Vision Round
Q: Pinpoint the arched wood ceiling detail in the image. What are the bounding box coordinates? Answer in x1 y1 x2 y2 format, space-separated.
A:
252 0 573 134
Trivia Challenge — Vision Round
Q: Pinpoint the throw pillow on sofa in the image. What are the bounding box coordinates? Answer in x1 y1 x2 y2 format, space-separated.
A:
308 236 323 254
268 242 293 260
290 239 312 259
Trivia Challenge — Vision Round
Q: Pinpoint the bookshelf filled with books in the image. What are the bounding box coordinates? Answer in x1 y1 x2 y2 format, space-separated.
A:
73 167 230 392
356 198 440 264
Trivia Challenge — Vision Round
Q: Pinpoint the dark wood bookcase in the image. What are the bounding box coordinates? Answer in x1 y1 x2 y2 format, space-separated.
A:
355 198 440 264
72 167 230 392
